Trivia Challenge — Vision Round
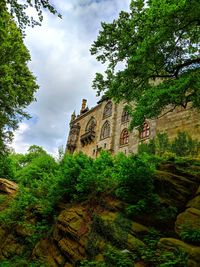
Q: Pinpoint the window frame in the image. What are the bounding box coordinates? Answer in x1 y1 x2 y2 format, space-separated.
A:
100 120 111 140
140 122 150 139
103 101 112 119
120 128 129 146
121 109 129 123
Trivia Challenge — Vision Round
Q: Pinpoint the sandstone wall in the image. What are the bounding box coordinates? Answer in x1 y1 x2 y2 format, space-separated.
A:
156 106 200 140
67 100 200 158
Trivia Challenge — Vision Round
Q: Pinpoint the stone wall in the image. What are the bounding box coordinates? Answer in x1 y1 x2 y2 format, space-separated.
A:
156 105 200 141
66 99 200 157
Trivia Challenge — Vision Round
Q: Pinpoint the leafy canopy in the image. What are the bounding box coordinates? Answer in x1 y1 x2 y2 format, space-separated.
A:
91 0 200 127
4 0 61 29
0 7 39 152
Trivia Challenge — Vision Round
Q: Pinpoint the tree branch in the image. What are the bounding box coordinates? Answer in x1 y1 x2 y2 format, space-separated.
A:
173 58 200 77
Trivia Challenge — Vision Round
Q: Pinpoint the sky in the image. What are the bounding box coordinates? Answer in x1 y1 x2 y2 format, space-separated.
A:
11 0 131 156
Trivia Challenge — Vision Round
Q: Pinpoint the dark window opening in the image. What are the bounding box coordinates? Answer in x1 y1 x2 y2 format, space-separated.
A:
140 122 150 139
120 128 129 145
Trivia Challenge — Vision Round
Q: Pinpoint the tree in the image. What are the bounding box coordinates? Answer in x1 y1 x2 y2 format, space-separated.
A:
4 0 61 29
91 0 200 128
0 7 38 153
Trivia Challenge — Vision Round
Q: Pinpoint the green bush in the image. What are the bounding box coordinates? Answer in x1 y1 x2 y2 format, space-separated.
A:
171 131 199 157
139 229 188 266
103 245 135 267
158 249 188 267
180 227 200 245
139 229 162 265
138 139 156 155
0 153 15 180
114 153 158 215
138 131 200 157
80 245 136 267
0 257 45 267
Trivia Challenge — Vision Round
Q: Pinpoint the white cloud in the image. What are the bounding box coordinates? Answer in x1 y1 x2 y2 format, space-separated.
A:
12 0 131 155
11 123 30 154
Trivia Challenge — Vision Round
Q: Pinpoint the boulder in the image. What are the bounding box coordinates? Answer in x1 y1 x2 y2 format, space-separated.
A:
53 206 89 264
0 233 23 260
131 222 149 235
56 206 89 239
158 238 200 267
134 262 148 267
33 239 65 267
196 186 200 196
0 178 18 195
175 208 200 235
97 211 145 251
187 195 200 210
154 170 198 208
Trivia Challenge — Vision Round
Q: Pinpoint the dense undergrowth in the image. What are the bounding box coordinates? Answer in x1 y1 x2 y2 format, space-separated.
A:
0 132 199 266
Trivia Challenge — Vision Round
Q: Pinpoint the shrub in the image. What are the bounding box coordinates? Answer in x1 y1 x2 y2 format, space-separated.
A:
180 227 200 245
103 245 135 267
171 131 199 157
156 133 170 156
114 154 158 215
138 139 156 155
0 153 15 180
138 131 200 157
140 230 188 266
80 260 105 267
158 249 188 267
139 229 162 264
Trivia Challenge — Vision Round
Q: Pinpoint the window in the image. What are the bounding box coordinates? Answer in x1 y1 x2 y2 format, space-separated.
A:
140 122 150 139
103 101 112 119
121 109 129 123
120 129 129 145
85 117 96 132
100 121 110 140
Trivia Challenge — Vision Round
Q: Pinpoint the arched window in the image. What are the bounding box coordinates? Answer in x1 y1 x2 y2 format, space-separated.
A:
85 117 96 132
100 121 110 139
103 101 112 119
140 122 150 139
120 129 129 145
121 109 129 123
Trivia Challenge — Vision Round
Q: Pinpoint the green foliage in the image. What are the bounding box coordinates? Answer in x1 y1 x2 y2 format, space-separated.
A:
0 257 45 267
0 153 15 180
139 229 188 266
0 195 7 205
171 132 199 157
138 139 156 155
0 146 59 223
114 153 155 203
138 131 200 157
156 133 170 157
0 146 195 266
91 214 132 250
155 206 178 224
0 7 38 153
114 153 158 215
180 227 200 245
103 245 135 267
140 229 162 264
4 0 61 29
16 153 58 186
91 0 200 127
58 151 115 201
158 250 188 267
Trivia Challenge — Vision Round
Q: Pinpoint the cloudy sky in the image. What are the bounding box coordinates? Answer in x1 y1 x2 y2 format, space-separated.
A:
12 0 131 156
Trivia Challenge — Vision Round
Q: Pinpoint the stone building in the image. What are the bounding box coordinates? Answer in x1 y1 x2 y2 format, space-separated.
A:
66 98 200 158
